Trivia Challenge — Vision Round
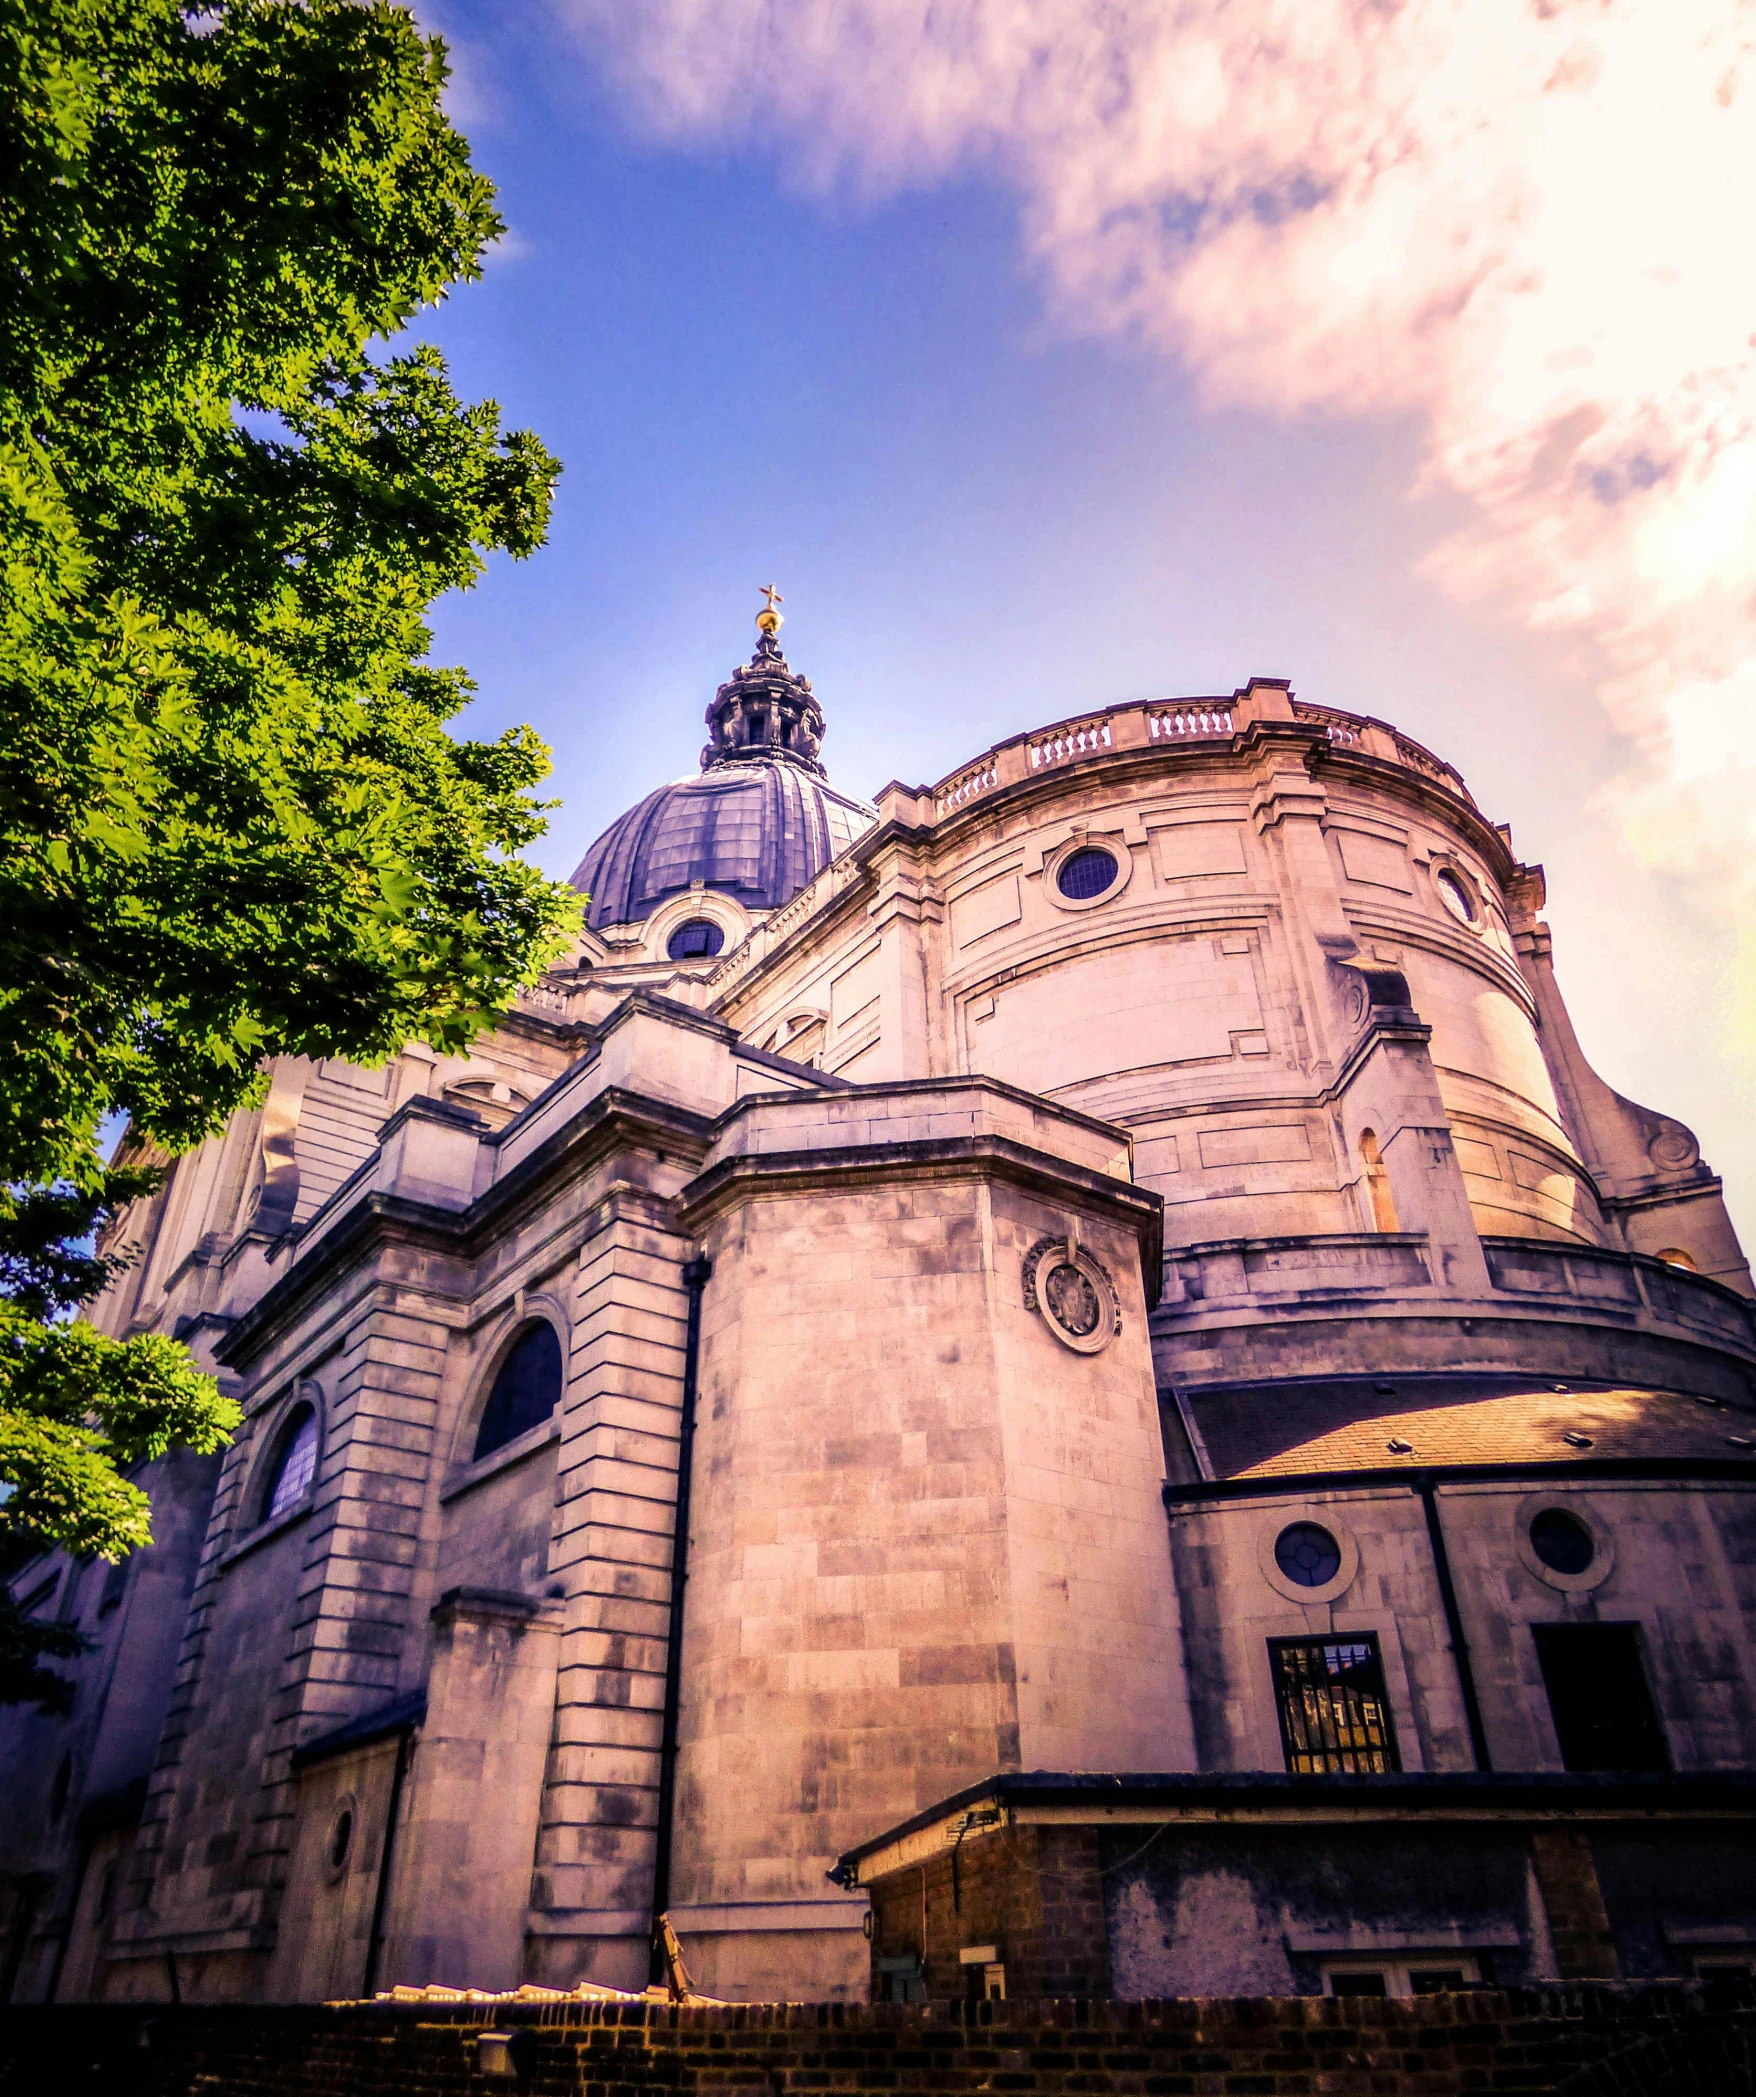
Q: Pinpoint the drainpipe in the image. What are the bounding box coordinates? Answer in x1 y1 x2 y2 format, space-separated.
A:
361 1726 415 2001
649 1253 712 1986
1416 1476 1492 1772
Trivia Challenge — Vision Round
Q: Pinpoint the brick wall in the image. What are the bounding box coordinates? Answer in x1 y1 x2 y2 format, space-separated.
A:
868 1824 1108 1999
2 1985 1752 2097
1528 1828 1622 1981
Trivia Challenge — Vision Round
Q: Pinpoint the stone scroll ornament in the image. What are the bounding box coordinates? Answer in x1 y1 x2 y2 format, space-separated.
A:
1023 1235 1122 1354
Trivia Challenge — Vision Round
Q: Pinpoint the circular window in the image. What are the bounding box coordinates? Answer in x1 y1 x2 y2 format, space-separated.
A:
1274 1522 1343 1589
1435 870 1476 924
1043 1262 1101 1337
327 1805 355 1876
1056 847 1120 901
1529 1508 1594 1576
667 917 726 960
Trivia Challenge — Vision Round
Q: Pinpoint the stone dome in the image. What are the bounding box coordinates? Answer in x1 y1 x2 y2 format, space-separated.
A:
569 617 875 931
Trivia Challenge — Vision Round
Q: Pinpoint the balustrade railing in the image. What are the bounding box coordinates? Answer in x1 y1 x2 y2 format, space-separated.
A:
1292 702 1361 747
1028 716 1113 769
515 981 571 1017
937 756 999 817
1148 703 1233 740
1393 733 1470 800
911 697 1473 836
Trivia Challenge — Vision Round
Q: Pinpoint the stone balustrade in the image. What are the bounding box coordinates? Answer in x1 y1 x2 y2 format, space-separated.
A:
1027 716 1114 769
923 688 1473 830
1148 702 1234 739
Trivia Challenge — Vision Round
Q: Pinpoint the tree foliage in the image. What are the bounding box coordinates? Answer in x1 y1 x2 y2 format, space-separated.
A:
0 0 577 1698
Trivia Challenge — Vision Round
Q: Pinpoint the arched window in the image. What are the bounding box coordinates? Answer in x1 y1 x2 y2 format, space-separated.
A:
1359 1130 1399 1234
472 1322 563 1463
261 1403 319 1523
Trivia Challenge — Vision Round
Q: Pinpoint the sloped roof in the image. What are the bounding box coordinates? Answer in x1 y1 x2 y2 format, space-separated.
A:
1193 1375 1756 1479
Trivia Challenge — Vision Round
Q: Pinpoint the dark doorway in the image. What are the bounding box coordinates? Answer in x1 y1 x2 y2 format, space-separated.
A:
1532 1623 1669 1771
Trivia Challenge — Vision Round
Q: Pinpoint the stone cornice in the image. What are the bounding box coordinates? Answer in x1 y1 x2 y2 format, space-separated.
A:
676 1131 1164 1303
216 1089 710 1370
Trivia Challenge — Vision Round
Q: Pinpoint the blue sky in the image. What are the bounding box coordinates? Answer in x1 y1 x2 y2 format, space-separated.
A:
411 3 1753 1240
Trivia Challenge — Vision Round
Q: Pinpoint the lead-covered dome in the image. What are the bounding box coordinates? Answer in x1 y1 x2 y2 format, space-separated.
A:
569 611 874 932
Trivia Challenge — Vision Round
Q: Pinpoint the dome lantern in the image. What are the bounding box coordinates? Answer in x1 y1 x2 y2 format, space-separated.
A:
702 587 826 777
568 596 873 932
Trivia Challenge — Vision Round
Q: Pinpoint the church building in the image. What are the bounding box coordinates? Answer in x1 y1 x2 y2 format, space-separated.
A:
5 599 1756 2007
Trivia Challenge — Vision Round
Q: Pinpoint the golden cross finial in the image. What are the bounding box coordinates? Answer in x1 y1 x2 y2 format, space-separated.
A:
756 583 784 636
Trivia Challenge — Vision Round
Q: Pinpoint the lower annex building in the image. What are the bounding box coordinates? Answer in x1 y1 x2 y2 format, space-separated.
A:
5 603 1756 2008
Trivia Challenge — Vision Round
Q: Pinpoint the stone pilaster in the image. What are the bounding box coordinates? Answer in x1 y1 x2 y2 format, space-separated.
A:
526 1197 695 1992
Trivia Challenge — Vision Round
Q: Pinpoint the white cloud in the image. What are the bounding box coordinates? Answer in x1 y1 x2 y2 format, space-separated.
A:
481 225 535 269
556 0 1756 1102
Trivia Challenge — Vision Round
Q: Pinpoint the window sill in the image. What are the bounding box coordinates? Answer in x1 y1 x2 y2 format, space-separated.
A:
220 1497 314 1571
440 1418 559 1505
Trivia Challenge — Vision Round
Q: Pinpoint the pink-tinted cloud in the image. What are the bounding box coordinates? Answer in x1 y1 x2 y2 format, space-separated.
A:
555 0 1756 1117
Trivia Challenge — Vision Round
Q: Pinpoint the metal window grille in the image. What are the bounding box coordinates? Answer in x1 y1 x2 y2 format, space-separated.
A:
1268 1636 1401 1775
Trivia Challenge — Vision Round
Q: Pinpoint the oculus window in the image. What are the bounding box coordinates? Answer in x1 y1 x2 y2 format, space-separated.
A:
262 1404 319 1522
667 918 726 960
1532 1622 1668 1771
473 1322 563 1463
1435 869 1477 923
1269 1635 1400 1774
1056 846 1119 900
1274 1522 1342 1589
1529 1508 1595 1577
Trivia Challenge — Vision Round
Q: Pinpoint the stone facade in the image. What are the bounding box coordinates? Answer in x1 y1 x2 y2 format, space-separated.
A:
4 631 1755 2009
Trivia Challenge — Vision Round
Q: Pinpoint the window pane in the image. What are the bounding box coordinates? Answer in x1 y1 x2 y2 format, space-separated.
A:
1529 1508 1594 1576
667 918 725 960
1409 1969 1469 1994
1532 1623 1669 1772
1274 1522 1342 1588
473 1322 564 1462
1269 1636 1400 1774
1056 847 1119 900
1327 1971 1388 1997
266 1406 318 1520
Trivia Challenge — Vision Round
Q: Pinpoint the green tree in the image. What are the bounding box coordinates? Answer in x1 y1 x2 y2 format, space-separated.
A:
0 0 578 1701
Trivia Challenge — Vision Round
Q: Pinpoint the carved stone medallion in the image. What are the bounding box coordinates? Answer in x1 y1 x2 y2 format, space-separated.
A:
1023 1235 1121 1354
